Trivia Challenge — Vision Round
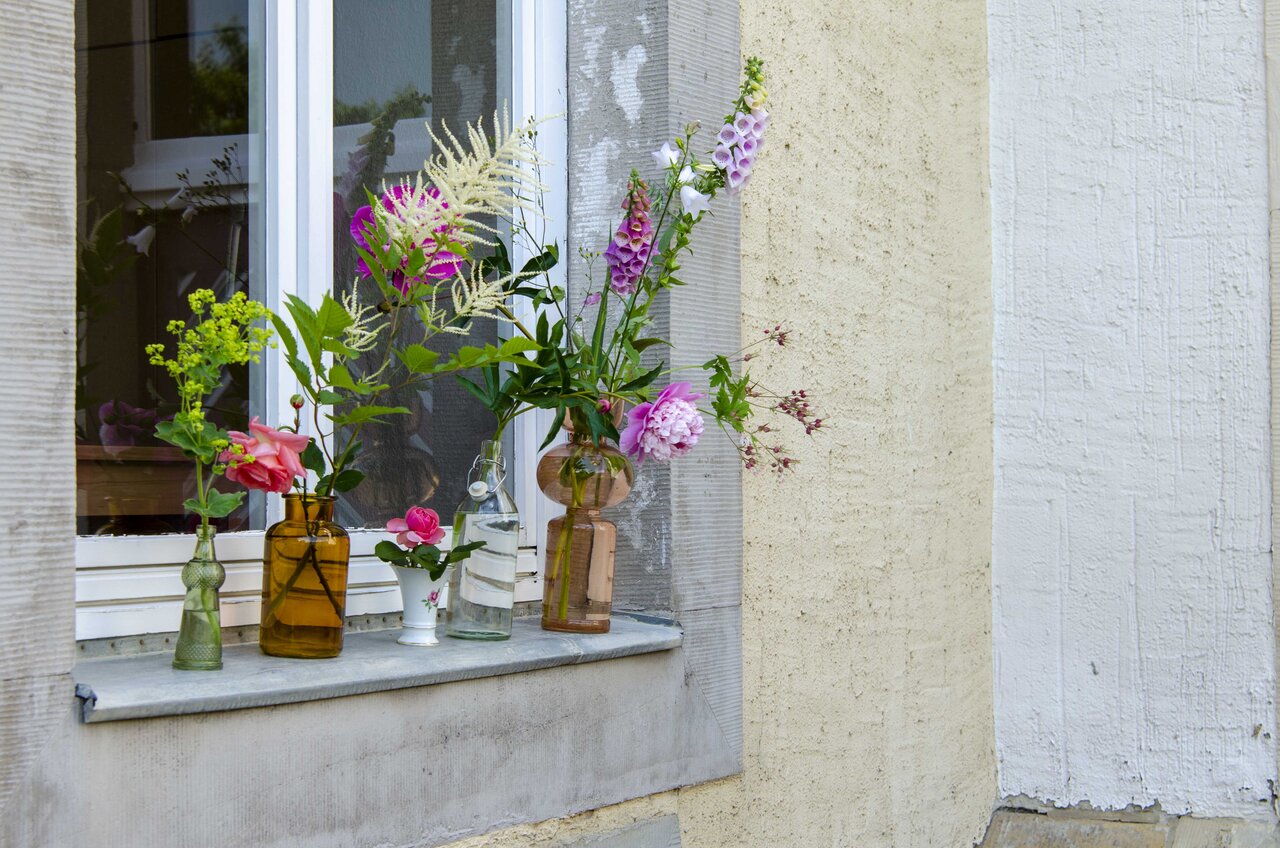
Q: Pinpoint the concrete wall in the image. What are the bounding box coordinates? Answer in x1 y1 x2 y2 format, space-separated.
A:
448 0 1000 844
990 0 1276 821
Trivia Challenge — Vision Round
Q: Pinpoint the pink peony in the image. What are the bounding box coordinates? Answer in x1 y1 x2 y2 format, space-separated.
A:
386 506 445 548
221 417 310 494
619 382 706 464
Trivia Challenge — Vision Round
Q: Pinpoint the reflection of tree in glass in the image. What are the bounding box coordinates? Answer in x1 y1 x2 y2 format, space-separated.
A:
334 85 430 129
187 21 250 137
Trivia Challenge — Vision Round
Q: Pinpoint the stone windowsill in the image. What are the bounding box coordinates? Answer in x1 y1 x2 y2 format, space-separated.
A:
73 615 682 723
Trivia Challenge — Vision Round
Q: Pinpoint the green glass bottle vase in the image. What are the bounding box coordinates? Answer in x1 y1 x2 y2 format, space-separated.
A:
172 524 226 670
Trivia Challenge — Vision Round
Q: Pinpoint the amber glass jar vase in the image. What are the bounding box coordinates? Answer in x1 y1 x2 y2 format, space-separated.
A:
538 434 634 633
260 494 350 658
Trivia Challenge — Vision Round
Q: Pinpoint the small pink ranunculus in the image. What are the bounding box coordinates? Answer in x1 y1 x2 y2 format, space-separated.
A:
619 382 705 464
386 505 445 548
221 417 311 494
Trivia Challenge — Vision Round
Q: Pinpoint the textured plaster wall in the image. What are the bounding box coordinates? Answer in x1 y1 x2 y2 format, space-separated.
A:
447 0 999 844
0 0 78 828
679 0 996 843
990 0 1276 820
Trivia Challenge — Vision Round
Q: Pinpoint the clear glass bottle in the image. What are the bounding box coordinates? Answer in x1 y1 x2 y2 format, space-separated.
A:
446 439 519 640
172 524 225 670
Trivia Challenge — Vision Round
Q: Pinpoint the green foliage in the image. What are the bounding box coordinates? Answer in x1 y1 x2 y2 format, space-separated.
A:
145 288 273 526
374 539 487 581
183 490 245 520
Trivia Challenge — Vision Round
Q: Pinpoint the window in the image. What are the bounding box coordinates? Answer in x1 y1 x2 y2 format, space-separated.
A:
73 0 567 640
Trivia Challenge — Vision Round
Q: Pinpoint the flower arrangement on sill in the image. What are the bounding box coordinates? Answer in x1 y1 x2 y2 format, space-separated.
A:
375 506 484 582
455 57 821 473
375 506 485 647
428 57 826 632
143 287 273 669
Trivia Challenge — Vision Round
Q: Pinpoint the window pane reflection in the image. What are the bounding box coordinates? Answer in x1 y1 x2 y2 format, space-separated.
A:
331 0 501 529
75 0 264 535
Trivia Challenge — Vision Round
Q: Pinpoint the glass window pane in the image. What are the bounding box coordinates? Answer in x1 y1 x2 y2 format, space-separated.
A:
75 0 265 536
331 0 502 529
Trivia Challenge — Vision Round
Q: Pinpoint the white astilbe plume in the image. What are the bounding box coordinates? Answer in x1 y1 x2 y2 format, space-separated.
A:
340 289 383 354
412 263 531 338
379 111 546 251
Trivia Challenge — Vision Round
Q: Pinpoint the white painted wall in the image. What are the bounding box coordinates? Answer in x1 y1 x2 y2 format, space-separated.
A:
990 0 1276 820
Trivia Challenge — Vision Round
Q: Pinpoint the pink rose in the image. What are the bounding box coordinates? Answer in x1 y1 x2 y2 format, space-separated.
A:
386 505 445 548
221 417 311 494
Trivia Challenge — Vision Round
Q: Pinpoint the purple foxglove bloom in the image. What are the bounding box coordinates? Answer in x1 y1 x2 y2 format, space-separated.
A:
712 145 734 169
751 107 770 131
740 136 759 156
734 148 754 172
620 382 706 464
680 185 712 217
726 168 747 192
717 123 740 146
734 112 755 136
610 270 637 296
605 177 654 296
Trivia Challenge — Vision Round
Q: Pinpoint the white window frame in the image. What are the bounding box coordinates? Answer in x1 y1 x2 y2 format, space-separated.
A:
74 0 567 641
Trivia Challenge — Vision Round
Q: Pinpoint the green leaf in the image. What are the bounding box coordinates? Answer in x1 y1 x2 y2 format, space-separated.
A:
445 541 486 563
329 405 411 426
499 337 540 356
374 540 409 566
540 404 567 450
183 490 245 519
154 419 200 456
456 376 491 407
316 389 345 405
331 468 365 493
328 363 359 392
397 344 440 374
300 440 327 475
620 362 665 392
316 293 354 338
284 294 323 372
270 313 298 361
632 337 669 352
518 243 559 278
590 284 610 360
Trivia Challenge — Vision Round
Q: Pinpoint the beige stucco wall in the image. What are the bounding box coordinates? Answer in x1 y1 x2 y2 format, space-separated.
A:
682 0 995 842
447 0 997 845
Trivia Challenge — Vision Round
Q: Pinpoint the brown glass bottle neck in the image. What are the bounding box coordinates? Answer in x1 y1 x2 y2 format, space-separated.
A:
283 494 336 522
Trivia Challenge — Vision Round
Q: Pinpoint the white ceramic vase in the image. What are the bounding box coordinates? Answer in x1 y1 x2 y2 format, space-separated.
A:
391 565 450 646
